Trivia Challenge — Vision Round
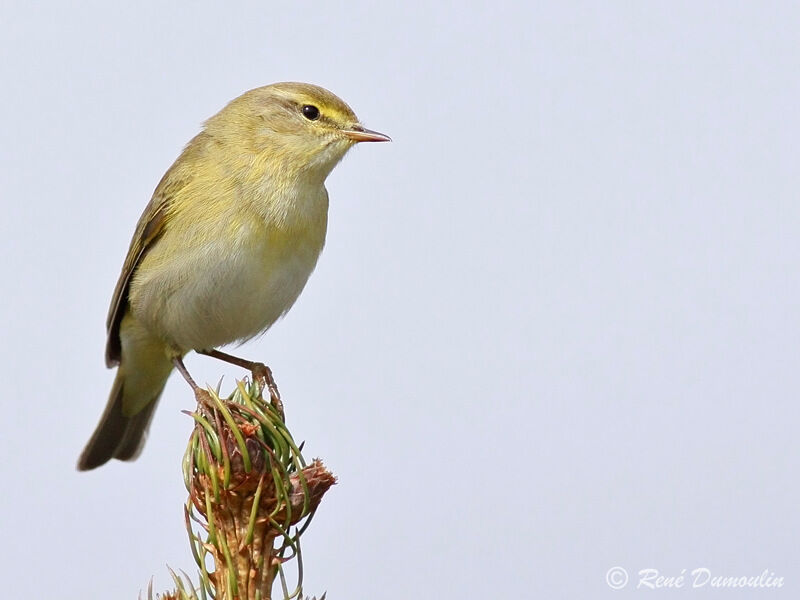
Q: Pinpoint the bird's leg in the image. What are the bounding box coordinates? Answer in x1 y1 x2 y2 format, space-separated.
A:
196 349 283 418
172 356 213 406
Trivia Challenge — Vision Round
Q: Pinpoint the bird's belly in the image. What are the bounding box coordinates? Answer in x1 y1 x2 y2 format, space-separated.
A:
132 227 324 352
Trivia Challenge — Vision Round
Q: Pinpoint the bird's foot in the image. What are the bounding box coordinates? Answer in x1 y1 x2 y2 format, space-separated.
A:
251 363 284 421
194 387 215 408
197 349 284 420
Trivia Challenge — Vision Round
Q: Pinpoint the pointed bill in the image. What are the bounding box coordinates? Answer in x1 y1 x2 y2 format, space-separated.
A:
342 126 392 142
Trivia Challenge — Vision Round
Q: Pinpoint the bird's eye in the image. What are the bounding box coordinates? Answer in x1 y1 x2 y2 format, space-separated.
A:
301 105 320 120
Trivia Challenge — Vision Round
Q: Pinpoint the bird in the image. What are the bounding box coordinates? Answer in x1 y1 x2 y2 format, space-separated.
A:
77 82 390 471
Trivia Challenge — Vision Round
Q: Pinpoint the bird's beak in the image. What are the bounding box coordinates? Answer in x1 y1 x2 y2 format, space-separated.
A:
342 125 392 143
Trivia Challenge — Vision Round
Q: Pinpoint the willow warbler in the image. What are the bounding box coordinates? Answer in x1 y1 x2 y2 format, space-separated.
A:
77 82 389 471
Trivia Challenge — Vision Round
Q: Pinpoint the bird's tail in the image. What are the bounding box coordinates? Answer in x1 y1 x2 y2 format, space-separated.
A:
77 332 174 471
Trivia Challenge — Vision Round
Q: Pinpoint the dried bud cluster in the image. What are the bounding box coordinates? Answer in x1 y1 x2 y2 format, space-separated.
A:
179 380 335 600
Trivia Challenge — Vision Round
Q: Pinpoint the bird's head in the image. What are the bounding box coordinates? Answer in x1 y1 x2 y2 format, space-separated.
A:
205 82 390 181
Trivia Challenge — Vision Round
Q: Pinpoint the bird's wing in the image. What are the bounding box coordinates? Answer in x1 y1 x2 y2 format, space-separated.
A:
104 133 209 367
104 189 173 367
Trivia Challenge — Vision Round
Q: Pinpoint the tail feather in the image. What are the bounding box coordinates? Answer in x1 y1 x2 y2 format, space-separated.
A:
77 360 172 471
113 400 159 461
77 373 130 471
80 310 176 471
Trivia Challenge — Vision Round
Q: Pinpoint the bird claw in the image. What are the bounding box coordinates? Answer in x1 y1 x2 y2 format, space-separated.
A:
194 387 214 408
250 363 284 420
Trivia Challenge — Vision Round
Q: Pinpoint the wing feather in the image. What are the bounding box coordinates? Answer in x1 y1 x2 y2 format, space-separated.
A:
103 133 208 367
104 194 171 367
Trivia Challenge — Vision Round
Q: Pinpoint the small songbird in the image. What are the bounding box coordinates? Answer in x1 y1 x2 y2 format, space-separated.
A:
77 82 390 471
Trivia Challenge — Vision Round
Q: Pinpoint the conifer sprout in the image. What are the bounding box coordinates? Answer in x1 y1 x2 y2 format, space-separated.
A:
149 373 335 600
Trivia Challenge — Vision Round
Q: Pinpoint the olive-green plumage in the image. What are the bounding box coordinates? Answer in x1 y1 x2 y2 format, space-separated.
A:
78 83 389 470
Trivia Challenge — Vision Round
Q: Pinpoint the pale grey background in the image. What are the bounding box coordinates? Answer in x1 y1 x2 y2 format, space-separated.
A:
1 2 798 598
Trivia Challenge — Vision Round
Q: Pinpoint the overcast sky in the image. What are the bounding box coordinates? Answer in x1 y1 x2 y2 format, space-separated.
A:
1 2 798 598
